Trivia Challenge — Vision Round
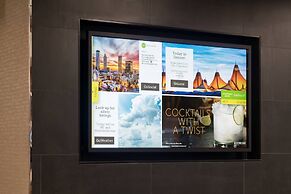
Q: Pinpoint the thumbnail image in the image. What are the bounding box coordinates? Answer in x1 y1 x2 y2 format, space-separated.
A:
162 96 246 148
212 102 246 146
91 36 139 92
118 94 162 147
162 43 247 96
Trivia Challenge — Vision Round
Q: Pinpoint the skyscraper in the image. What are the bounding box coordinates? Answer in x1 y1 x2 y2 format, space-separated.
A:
103 53 107 70
125 60 133 73
118 56 122 73
96 50 100 71
162 72 166 90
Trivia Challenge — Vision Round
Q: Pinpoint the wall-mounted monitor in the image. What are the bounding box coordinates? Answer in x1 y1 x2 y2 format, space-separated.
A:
80 20 260 162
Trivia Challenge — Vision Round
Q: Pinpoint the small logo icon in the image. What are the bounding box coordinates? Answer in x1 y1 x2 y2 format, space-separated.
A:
141 42 146 48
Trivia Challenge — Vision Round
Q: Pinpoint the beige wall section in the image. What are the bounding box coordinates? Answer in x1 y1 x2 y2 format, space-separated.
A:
0 0 30 193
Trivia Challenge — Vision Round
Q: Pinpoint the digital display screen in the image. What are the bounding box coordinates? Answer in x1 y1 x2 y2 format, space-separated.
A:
90 36 248 150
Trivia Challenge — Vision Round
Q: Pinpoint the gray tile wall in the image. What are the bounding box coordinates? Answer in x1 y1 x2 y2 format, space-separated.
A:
32 0 291 193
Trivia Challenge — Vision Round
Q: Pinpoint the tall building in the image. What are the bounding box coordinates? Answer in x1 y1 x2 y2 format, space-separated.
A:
118 56 122 73
162 72 166 90
103 53 107 70
125 60 133 73
96 50 100 71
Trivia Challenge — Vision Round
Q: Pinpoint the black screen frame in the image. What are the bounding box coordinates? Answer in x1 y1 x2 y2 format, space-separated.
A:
80 19 260 162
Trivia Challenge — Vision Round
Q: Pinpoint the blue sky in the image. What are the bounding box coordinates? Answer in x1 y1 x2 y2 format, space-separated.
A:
162 42 247 83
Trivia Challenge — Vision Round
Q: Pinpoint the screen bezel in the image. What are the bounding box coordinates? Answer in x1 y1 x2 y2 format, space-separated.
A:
80 19 260 162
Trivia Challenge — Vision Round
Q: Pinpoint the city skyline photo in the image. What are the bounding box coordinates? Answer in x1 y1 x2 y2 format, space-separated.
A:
92 36 139 72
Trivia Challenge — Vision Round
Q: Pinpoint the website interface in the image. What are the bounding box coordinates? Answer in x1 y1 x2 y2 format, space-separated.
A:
91 36 247 149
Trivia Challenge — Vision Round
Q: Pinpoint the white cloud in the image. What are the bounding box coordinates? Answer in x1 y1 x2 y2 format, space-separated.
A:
120 95 161 128
118 95 162 147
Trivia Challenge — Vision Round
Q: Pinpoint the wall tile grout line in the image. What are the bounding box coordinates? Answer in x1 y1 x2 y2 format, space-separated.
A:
149 0 152 24
149 0 152 25
262 99 291 103
150 163 153 194
32 154 79 157
40 155 42 194
243 161 245 194
261 153 291 155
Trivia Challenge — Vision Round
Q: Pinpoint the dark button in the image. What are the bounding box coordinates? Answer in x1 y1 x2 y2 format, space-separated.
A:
170 80 188 88
141 83 159 91
94 137 114 144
